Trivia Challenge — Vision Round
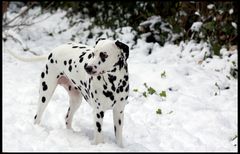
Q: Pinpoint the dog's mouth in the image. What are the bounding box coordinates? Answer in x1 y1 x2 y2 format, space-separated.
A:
87 70 105 76
87 71 97 76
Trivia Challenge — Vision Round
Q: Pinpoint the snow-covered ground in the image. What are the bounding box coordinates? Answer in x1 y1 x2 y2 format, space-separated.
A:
3 7 238 152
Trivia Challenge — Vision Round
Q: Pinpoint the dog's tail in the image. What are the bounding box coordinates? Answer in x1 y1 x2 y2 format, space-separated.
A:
6 49 47 62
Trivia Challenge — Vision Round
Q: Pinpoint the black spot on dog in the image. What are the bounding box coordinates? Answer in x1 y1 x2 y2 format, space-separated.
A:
125 84 129 92
69 65 72 72
95 90 97 94
122 80 127 87
103 90 114 101
79 46 86 49
120 111 123 114
125 96 128 100
79 57 84 63
91 92 94 98
42 82 48 91
69 59 72 64
69 85 71 91
75 87 77 90
80 80 83 85
103 84 107 90
57 75 59 78
55 60 57 63
108 74 116 92
48 53 52 60
96 122 101 132
64 61 67 65
124 75 128 81
112 100 116 107
79 52 86 59
97 113 100 119
98 61 101 65
71 79 76 84
114 125 116 136
120 97 124 101
86 49 90 51
119 119 121 125
111 68 117 72
34 114 37 119
113 57 124 70
41 72 45 78
99 52 108 62
60 72 64 75
111 86 116 91
100 111 104 118
42 96 46 103
97 76 101 80
88 54 92 59
72 46 78 48
50 59 54 63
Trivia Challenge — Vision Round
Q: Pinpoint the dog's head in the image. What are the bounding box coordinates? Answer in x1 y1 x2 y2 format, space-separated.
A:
84 39 129 76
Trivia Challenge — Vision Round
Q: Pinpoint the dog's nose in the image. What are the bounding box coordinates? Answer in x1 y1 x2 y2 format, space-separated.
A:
85 65 93 73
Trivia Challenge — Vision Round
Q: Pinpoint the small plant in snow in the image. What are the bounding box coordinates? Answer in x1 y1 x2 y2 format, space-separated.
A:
147 87 156 95
133 89 138 92
143 91 147 97
159 91 167 97
156 108 162 115
161 71 166 78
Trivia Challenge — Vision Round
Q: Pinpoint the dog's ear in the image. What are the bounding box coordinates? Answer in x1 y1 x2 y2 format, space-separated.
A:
96 38 106 45
115 40 129 60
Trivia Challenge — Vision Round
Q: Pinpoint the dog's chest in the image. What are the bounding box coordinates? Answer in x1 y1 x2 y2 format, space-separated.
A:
69 73 129 110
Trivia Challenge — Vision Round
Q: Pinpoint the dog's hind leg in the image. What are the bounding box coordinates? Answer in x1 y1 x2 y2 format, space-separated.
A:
59 78 82 129
34 64 58 125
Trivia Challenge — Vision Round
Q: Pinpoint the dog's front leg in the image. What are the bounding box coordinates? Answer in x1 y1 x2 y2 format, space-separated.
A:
92 110 104 145
113 106 124 147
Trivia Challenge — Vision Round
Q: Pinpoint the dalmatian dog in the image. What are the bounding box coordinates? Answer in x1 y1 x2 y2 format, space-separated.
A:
31 38 129 147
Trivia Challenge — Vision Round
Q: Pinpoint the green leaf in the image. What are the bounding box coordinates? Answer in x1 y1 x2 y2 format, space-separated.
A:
156 108 162 115
203 21 215 31
143 91 147 97
133 89 138 92
148 87 156 95
212 43 221 56
143 82 148 88
161 71 166 78
159 91 167 97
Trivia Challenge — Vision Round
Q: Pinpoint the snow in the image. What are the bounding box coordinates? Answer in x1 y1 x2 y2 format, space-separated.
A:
190 22 203 32
231 22 237 29
3 6 238 152
207 4 215 9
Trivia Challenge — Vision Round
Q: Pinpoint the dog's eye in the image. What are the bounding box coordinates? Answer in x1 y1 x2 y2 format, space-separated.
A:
99 52 108 59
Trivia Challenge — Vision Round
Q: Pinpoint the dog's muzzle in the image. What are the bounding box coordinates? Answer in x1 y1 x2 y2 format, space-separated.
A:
84 65 94 74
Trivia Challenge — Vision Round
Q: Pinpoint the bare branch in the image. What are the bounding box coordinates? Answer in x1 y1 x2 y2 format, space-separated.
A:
3 3 34 27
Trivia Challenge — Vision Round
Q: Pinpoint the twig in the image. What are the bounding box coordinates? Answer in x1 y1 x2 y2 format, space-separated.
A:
3 3 34 27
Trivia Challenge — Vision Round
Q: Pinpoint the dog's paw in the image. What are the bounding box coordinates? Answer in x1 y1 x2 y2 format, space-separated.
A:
34 119 40 125
91 139 105 145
